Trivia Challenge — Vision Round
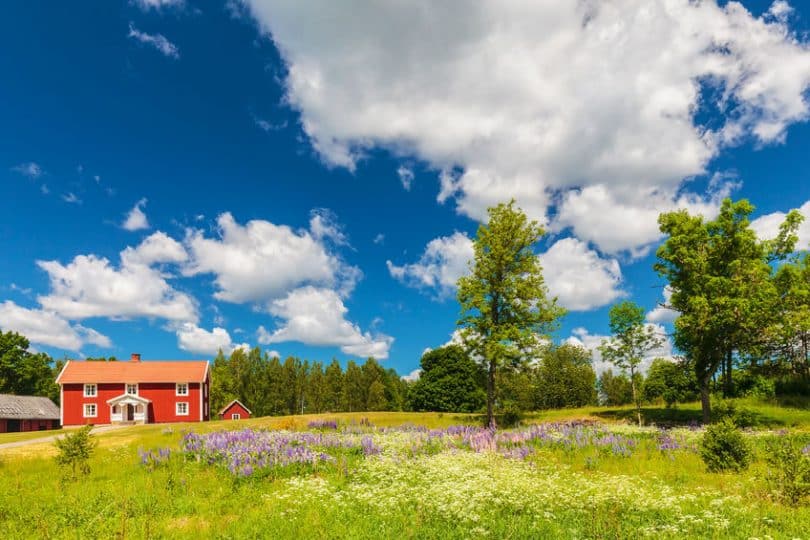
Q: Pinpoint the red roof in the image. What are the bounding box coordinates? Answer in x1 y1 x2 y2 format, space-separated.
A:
56 360 209 384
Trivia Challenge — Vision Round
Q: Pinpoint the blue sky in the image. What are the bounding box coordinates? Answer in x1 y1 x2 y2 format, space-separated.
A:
2 0 810 378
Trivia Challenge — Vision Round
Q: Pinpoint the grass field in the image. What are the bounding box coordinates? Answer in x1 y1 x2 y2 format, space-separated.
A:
1 401 808 539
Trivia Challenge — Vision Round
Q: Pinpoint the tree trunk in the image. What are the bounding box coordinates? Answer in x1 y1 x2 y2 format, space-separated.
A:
486 357 496 428
700 376 711 424
723 349 733 397
630 366 641 426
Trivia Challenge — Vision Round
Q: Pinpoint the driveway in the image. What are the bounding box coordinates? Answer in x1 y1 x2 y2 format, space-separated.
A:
0 424 127 450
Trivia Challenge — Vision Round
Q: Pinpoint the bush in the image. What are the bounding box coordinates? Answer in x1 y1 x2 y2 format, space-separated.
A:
54 425 96 480
763 434 810 506
495 402 523 428
712 399 758 428
699 418 752 473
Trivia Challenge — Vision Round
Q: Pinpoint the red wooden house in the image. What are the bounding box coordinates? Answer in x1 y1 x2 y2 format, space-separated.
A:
56 353 210 426
219 399 251 420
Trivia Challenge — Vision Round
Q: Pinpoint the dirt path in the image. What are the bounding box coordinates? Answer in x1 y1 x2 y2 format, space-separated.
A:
0 425 127 450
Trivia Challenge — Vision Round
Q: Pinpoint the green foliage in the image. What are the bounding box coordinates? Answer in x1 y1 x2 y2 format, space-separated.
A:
0 330 60 402
54 425 96 480
599 301 663 425
699 418 752 473
534 344 596 409
655 198 801 421
643 358 698 407
598 370 634 406
712 399 758 428
409 345 485 413
496 402 523 428
457 200 565 426
763 434 810 506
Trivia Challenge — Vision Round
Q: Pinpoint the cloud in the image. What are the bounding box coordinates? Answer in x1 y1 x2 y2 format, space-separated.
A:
565 324 673 376
373 233 385 245
257 286 393 358
62 192 82 204
132 0 184 11
646 286 678 324
122 198 150 231
184 212 359 304
128 23 180 59
387 232 473 298
243 0 810 254
309 208 348 246
538 238 624 311
401 368 421 382
37 232 197 322
11 162 43 179
397 166 414 191
175 322 248 356
0 301 111 352
750 200 810 250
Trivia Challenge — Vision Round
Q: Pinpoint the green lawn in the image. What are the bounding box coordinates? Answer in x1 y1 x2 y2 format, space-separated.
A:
1 402 808 539
0 428 64 445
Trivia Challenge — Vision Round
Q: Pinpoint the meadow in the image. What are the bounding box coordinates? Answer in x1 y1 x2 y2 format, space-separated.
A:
0 402 808 539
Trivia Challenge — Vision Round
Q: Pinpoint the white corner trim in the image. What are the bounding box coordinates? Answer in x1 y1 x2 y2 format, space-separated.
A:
55 360 70 385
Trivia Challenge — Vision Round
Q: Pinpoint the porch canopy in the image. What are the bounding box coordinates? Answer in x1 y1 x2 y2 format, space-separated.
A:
106 393 151 423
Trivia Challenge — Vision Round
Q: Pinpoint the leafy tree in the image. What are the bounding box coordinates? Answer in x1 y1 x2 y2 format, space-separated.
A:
54 425 96 480
457 200 564 426
366 380 388 411
0 330 59 400
306 362 327 413
409 345 485 412
598 369 634 406
598 301 663 425
643 357 697 406
656 199 798 421
534 344 597 409
343 361 365 412
324 359 345 412
769 251 810 379
209 350 236 416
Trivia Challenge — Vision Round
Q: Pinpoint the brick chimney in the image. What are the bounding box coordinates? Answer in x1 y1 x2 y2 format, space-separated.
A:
130 353 141 363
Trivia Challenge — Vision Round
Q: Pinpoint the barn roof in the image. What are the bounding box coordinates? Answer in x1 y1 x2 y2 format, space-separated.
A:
0 394 60 420
219 399 252 415
56 359 209 384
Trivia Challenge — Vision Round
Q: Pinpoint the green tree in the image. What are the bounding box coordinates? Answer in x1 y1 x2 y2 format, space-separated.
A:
457 201 565 426
306 362 327 413
597 369 635 406
409 345 485 412
643 357 697 406
324 359 345 412
343 361 365 412
0 330 59 399
655 199 797 421
598 301 663 425
54 425 96 480
366 380 388 411
534 344 597 409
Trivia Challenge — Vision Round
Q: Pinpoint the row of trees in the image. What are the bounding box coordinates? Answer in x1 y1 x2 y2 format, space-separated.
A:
209 348 408 418
0 330 61 403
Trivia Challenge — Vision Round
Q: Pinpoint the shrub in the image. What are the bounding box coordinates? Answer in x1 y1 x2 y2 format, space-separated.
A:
493 402 523 428
54 425 96 480
763 434 810 506
712 399 757 427
699 418 752 473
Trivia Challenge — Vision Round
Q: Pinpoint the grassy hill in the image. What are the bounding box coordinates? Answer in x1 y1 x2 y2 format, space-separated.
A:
1 401 808 538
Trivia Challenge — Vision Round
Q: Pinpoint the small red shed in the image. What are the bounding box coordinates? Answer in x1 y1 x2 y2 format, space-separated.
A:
219 399 251 420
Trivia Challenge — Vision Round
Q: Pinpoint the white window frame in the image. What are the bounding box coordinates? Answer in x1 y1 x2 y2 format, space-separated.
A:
126 383 138 396
175 382 189 396
83 383 97 397
176 402 189 416
83 403 97 418
231 413 241 420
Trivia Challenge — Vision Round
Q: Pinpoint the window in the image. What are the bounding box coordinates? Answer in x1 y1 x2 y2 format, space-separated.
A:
204 384 207 398
176 402 188 416
232 413 241 420
112 405 120 414
175 383 188 396
83 384 97 397
84 404 97 418
126 383 138 395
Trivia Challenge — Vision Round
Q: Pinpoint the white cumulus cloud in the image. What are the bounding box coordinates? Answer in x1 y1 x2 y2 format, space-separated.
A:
242 0 810 254
750 200 810 250
646 286 678 324
257 286 393 359
387 232 473 298
37 232 197 322
0 301 111 352
538 238 624 311
175 322 248 356
128 23 180 59
122 198 150 231
565 324 673 376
